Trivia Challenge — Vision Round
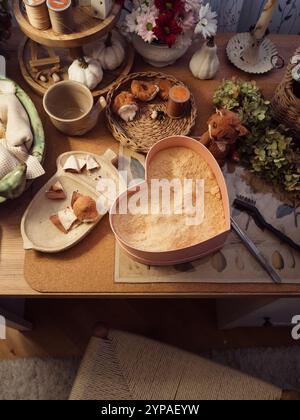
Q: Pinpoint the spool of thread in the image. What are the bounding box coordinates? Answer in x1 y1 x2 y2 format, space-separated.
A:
23 0 51 30
167 85 191 119
47 0 75 35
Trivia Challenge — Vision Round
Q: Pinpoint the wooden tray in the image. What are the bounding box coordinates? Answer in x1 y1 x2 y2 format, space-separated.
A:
14 0 122 49
18 33 135 98
106 72 197 154
21 150 126 253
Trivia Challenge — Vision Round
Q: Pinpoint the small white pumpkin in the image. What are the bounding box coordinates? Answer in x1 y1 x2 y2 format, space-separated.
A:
68 56 103 90
90 32 125 71
189 39 220 80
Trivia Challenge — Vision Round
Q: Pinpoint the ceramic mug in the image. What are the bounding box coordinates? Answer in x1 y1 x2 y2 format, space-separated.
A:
43 81 106 136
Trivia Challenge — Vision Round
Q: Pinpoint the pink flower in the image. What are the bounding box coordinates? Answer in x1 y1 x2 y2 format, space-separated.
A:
136 6 158 43
180 9 196 31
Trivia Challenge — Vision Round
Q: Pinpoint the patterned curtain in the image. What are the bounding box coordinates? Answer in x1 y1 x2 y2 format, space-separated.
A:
207 0 245 32
206 0 300 34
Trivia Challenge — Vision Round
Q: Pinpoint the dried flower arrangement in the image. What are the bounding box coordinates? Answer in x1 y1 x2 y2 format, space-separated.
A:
124 0 217 47
213 79 300 198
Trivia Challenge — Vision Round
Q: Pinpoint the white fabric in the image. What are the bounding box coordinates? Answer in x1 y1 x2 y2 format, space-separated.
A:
0 140 45 180
0 80 15 94
0 94 33 150
0 86 44 180
0 143 20 179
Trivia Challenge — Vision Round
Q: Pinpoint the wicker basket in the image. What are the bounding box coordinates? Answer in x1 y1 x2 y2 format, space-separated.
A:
106 72 197 154
272 48 300 135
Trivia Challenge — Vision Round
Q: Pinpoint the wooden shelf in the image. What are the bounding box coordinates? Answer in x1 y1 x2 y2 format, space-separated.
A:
14 1 133 97
14 0 122 49
19 36 135 97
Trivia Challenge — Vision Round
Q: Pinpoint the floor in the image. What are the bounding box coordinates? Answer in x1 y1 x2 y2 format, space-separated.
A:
0 299 298 360
1 346 300 399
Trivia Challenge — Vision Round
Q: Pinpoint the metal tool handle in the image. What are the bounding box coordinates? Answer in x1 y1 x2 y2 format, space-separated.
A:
264 222 300 253
231 218 282 284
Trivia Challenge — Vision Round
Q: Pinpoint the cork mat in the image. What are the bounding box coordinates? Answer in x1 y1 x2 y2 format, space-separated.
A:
23 100 120 293
25 215 117 293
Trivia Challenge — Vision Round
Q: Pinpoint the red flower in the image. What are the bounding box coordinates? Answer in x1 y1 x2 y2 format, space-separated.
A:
153 12 182 47
155 0 184 14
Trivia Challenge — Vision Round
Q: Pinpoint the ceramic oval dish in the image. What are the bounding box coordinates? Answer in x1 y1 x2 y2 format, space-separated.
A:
0 76 45 203
21 150 126 253
110 136 231 266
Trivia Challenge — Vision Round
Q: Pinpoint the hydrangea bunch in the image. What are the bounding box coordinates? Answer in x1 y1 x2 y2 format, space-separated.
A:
213 79 272 127
213 79 300 197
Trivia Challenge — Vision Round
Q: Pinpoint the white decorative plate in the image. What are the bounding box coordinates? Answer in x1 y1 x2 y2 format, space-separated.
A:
227 33 281 75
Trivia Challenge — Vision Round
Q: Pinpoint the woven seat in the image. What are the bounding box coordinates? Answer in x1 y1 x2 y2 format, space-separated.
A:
69 329 283 401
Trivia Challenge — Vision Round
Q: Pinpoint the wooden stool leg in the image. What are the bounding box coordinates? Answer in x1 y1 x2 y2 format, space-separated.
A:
281 390 300 400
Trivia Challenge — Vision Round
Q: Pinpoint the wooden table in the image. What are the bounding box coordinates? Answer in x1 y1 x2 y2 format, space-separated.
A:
1 32 300 297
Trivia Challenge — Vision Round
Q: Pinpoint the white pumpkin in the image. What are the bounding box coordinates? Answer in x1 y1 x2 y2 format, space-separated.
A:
90 32 125 71
68 56 103 90
189 40 220 80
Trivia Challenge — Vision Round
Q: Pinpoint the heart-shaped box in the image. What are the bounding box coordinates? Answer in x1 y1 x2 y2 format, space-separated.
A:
110 136 231 266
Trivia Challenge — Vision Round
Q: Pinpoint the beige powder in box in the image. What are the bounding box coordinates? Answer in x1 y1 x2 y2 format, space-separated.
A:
114 147 226 252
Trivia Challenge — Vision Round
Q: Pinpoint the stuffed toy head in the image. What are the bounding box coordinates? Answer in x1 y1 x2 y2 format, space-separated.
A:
200 109 249 166
207 109 248 144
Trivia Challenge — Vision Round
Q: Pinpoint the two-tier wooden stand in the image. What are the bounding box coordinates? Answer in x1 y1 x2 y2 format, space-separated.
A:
14 0 135 97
